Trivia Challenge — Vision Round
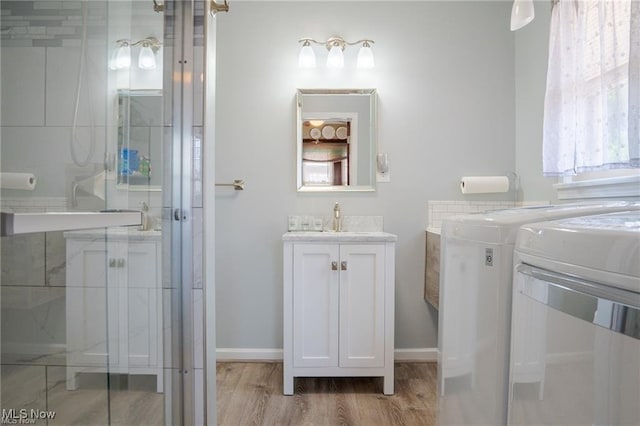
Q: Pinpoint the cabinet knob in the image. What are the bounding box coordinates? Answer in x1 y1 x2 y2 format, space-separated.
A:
117 258 125 268
341 261 347 271
331 261 338 271
109 258 116 268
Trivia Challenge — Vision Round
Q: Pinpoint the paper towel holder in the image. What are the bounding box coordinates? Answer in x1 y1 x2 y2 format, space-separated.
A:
459 172 518 195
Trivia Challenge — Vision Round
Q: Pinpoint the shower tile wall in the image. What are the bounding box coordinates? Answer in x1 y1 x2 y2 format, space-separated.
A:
1 1 108 200
1 1 107 48
1 198 68 365
1 2 110 421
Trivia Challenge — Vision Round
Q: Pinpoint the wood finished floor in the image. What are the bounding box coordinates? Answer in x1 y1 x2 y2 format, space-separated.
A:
216 362 438 426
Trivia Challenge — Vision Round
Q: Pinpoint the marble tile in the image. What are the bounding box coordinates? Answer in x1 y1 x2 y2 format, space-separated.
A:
149 126 163 188
282 231 397 243
160 213 173 289
192 289 203 369
1 126 106 198
162 288 179 369
45 47 107 126
1 364 48 426
191 208 203 290
161 127 173 203
45 231 66 286
192 127 203 208
193 46 204 127
287 215 384 232
1 233 46 286
1 287 66 361
0 47 46 126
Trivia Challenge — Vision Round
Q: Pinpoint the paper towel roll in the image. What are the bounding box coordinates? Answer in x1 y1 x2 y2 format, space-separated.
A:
1 173 37 190
460 176 509 194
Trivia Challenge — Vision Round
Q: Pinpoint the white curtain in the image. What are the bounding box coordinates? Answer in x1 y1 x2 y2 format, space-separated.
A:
543 0 640 176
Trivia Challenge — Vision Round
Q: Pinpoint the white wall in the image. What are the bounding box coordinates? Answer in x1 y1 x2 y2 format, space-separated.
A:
215 1 517 350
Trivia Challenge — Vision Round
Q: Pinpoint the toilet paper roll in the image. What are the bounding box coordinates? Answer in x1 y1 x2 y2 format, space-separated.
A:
1 173 37 191
460 176 509 194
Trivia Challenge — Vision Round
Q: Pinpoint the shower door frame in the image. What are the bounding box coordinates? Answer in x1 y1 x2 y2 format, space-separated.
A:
172 0 194 422
167 0 211 424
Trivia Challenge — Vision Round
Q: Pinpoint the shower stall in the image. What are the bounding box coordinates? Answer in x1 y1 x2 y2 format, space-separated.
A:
0 1 212 424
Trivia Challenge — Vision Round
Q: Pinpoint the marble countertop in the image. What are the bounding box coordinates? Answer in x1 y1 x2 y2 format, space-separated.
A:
282 231 397 243
64 226 161 241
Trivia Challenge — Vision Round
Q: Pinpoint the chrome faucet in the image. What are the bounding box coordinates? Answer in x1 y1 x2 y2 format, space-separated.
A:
140 201 152 231
333 202 342 232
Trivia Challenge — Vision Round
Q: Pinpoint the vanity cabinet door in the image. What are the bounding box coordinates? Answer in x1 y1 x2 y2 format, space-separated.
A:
123 242 160 368
291 243 385 369
339 244 385 368
292 244 340 368
66 236 162 392
66 240 120 368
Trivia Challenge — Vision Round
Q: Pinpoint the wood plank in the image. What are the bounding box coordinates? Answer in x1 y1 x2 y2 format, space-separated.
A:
217 362 437 426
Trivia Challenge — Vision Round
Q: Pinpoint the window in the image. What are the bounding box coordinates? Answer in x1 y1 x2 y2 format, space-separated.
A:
542 0 639 177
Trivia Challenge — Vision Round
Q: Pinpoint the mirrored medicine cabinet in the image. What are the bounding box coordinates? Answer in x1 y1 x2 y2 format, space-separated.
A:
297 89 377 192
117 89 163 191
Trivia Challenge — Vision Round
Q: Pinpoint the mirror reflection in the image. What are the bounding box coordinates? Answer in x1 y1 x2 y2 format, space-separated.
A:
117 89 163 190
297 89 376 192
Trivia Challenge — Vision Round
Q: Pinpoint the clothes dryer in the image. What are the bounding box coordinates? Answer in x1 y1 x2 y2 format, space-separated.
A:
508 210 639 425
437 201 639 426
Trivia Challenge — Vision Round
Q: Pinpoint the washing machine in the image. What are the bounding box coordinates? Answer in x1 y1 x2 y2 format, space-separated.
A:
436 201 639 426
508 210 639 425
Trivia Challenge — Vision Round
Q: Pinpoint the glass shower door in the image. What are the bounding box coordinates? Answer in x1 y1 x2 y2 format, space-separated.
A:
0 1 204 424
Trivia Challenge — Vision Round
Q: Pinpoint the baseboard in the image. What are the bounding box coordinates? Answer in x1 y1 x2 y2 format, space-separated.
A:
393 348 437 362
216 348 283 362
216 348 437 363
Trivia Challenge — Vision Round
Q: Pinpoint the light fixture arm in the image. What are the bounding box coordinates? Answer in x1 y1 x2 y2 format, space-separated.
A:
298 35 375 69
130 36 162 53
299 36 375 51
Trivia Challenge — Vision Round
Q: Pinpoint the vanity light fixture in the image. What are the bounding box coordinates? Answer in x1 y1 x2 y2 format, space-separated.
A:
298 40 316 68
110 39 131 70
109 37 162 70
298 36 375 69
510 0 535 31
326 41 344 69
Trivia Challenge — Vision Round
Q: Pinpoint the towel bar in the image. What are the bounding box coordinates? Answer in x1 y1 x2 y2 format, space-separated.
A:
215 179 245 190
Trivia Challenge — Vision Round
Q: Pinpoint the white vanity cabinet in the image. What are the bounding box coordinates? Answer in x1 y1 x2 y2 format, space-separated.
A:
282 232 397 395
64 229 163 392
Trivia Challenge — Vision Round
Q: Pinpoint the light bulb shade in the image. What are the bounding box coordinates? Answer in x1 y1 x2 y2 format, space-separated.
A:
138 45 157 70
357 45 375 69
326 45 344 68
510 0 535 31
298 45 316 68
109 47 119 70
115 45 131 69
